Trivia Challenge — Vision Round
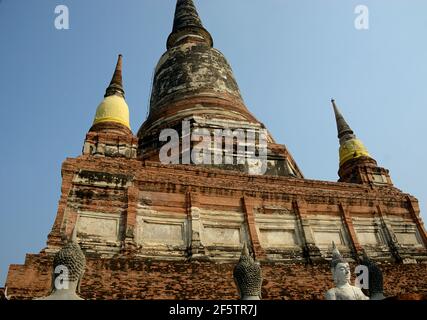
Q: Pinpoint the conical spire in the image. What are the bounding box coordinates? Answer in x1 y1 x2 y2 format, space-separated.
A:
92 55 131 130
167 0 213 49
172 0 203 32
105 54 124 98
330 99 372 166
331 99 354 140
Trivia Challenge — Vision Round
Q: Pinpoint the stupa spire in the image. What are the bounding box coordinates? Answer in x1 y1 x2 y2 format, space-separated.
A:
330 99 371 166
329 99 393 185
105 54 124 98
167 0 213 49
331 99 355 141
92 55 130 130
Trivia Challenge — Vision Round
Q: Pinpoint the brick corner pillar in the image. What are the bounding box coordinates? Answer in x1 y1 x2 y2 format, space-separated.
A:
338 202 363 261
186 191 206 259
292 198 322 264
122 184 138 253
376 203 403 263
242 196 266 260
47 165 76 249
405 195 427 248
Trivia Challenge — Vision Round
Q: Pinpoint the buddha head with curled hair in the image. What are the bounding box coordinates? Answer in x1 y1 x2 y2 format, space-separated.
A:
35 225 86 300
52 240 86 287
233 243 262 300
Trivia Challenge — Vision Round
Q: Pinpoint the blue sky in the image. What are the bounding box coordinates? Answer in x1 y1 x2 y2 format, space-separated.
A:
1 0 426 286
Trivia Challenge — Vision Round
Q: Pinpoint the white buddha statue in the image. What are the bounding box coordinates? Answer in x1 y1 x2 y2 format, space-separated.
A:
325 242 369 300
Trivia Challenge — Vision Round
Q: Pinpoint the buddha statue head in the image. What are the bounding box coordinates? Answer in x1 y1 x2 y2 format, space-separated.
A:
233 243 262 300
35 226 86 300
361 251 385 300
330 242 350 286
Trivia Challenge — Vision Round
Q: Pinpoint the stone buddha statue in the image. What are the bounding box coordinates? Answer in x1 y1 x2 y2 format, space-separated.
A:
324 242 369 300
35 227 86 300
233 243 262 300
360 252 427 300
360 251 386 300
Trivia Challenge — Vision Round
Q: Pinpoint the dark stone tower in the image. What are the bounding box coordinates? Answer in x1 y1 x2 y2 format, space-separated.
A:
138 0 303 177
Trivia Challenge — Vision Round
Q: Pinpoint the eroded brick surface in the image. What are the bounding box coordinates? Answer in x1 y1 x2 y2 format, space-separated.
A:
5 0 427 301
5 254 427 300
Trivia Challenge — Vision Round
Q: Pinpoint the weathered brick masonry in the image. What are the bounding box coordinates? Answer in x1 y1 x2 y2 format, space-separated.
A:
5 158 427 299
6 254 427 300
4 0 427 299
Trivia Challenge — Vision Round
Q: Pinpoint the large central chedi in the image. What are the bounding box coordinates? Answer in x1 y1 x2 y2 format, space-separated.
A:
5 0 427 299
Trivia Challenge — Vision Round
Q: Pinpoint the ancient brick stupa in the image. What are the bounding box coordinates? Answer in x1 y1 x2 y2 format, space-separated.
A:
5 0 427 299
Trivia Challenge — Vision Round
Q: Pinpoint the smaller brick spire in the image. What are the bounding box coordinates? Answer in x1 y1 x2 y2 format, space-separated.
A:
84 55 137 155
330 99 392 186
105 54 125 98
331 99 354 141
330 99 372 167
90 55 132 134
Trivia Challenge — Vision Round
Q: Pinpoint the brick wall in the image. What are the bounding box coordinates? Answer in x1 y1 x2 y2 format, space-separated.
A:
5 253 427 300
